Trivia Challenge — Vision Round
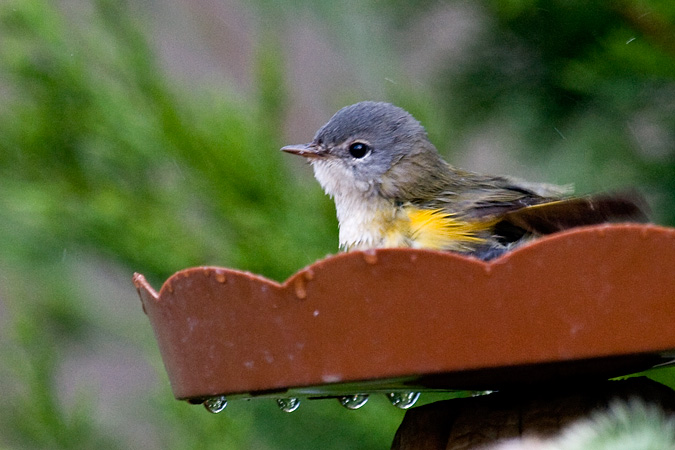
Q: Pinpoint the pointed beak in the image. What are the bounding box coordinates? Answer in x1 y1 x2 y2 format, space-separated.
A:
281 143 326 159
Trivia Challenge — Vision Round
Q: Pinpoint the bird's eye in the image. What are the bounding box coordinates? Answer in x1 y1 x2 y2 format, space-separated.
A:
348 142 370 159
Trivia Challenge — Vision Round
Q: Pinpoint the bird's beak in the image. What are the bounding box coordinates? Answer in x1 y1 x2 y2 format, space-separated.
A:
281 143 326 159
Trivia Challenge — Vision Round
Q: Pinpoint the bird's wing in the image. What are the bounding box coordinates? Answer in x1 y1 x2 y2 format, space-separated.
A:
499 193 648 234
424 177 646 237
425 174 566 218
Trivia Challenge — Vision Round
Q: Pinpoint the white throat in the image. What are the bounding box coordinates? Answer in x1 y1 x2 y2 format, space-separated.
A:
311 159 392 251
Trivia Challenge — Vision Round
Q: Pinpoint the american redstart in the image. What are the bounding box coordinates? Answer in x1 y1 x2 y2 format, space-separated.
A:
282 101 646 259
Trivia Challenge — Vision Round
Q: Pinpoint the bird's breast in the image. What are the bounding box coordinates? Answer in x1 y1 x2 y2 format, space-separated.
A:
334 195 493 252
335 196 410 251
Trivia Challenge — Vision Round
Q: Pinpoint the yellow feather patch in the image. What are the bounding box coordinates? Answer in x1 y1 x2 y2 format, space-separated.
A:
405 207 494 251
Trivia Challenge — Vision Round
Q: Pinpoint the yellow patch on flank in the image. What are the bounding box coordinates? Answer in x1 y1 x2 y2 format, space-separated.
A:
405 207 495 252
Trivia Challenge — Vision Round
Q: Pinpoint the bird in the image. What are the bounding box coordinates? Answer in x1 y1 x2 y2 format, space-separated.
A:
281 101 646 260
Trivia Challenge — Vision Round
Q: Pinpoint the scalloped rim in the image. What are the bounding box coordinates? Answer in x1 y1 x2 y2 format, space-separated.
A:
134 223 675 399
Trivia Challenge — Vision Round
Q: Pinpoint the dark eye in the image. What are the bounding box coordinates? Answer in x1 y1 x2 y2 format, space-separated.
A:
348 142 370 159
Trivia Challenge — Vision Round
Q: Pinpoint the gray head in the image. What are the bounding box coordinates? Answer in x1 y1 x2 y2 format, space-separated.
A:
282 101 446 200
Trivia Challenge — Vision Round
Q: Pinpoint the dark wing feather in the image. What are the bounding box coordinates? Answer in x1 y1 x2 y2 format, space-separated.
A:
499 192 648 235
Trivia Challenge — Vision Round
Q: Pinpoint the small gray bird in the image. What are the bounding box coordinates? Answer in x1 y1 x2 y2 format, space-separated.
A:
282 101 645 259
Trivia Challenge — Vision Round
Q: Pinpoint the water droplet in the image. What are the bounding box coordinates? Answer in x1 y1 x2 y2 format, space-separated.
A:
293 269 315 300
322 374 342 383
386 392 420 409
294 277 307 299
362 249 378 265
214 270 227 283
640 226 651 239
277 397 300 413
470 390 494 397
203 395 227 413
338 394 369 410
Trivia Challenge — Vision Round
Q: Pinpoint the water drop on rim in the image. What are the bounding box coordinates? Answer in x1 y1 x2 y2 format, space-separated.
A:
215 271 227 283
386 391 420 409
640 225 651 239
338 394 369 410
294 277 307 299
277 397 301 413
204 395 228 413
362 249 378 265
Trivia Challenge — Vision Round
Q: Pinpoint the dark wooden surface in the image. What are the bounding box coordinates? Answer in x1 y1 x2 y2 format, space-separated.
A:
391 377 675 449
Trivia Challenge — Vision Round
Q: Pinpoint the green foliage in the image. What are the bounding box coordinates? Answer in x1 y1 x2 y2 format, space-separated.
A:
0 0 346 448
0 0 673 448
432 0 675 223
0 0 337 282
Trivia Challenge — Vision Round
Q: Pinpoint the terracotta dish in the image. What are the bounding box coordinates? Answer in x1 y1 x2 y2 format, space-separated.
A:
134 224 675 406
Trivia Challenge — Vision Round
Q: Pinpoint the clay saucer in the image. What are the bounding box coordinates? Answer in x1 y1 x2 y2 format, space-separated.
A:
134 224 675 409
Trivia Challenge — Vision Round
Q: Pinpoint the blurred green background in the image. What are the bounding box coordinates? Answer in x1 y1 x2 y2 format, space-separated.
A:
1 0 674 448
